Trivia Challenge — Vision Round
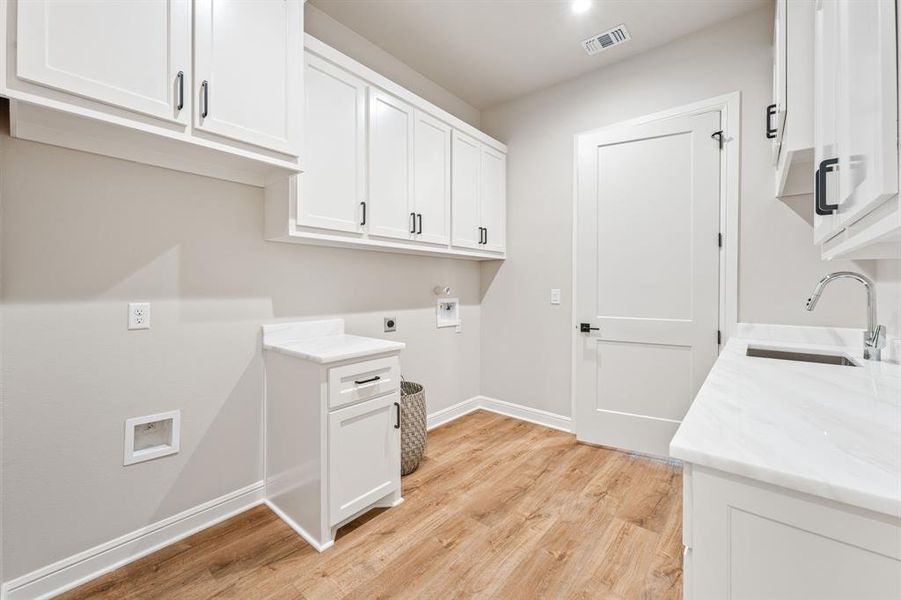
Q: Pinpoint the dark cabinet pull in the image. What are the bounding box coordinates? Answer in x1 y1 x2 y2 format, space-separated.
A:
360 201 367 226
200 80 209 118
483 227 488 245
478 227 485 244
816 158 839 216
394 402 401 429
354 375 380 385
417 213 422 234
176 71 184 111
765 103 776 139
410 212 416 234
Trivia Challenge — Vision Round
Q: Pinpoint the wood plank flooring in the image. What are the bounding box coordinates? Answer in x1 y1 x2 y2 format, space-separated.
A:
62 410 683 599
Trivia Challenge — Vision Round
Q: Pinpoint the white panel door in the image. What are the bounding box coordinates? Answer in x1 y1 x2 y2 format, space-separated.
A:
299 54 366 233
368 89 415 241
16 0 190 124
835 0 898 225
193 0 302 155
480 146 507 253
412 110 451 246
451 130 483 250
575 111 721 457
813 0 841 243
328 394 400 526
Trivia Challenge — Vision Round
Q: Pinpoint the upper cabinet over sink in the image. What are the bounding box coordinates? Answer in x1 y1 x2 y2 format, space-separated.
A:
265 35 507 261
1 0 304 186
811 0 900 259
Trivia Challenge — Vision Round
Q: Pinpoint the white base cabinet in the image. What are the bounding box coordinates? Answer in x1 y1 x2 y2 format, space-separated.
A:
1 0 304 186
683 464 901 600
265 35 507 261
263 324 403 552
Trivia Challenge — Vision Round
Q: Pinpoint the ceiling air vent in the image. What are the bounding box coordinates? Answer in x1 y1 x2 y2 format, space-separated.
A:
581 24 631 56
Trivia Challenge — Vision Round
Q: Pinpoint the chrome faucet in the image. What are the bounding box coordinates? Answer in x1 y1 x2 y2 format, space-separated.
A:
805 271 885 361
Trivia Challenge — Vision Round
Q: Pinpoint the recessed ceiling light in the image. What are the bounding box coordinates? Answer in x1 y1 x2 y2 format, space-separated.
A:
572 0 593 15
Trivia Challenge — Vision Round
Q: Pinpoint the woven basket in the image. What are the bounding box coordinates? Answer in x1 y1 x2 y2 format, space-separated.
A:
399 380 427 475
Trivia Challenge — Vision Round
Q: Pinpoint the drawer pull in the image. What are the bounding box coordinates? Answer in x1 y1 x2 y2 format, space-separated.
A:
394 402 401 429
354 375 381 385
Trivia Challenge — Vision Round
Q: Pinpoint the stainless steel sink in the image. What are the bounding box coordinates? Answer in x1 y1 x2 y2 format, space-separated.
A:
746 345 858 367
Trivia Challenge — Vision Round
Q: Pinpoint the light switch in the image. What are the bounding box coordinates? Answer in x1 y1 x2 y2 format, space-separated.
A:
550 289 561 305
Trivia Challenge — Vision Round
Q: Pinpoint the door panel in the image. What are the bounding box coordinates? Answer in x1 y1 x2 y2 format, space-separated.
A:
368 89 415 241
480 146 507 253
193 0 302 155
575 111 721 457
412 111 451 246
17 0 190 124
298 55 366 233
451 131 482 250
835 0 898 224
328 394 399 526
813 0 841 243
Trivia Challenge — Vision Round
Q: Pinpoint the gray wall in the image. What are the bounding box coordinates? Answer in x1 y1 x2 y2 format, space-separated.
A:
477 5 885 418
305 3 481 128
0 15 485 579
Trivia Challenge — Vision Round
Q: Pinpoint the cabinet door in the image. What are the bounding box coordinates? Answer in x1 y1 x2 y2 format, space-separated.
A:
368 89 415 240
480 146 507 253
193 0 302 156
835 0 898 225
451 130 483 250
299 55 366 233
412 110 451 246
813 0 841 243
16 0 190 124
772 0 788 165
328 394 400 526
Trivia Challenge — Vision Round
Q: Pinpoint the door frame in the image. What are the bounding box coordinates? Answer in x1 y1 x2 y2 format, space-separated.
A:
570 91 741 435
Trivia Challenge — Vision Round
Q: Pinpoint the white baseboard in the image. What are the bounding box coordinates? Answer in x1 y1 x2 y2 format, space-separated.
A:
428 396 573 433
3 481 265 600
426 397 480 430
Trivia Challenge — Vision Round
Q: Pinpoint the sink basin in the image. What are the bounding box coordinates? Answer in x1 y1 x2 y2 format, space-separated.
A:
746 345 858 367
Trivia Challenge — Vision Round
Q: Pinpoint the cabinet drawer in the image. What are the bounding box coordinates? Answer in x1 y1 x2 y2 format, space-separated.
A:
328 356 400 410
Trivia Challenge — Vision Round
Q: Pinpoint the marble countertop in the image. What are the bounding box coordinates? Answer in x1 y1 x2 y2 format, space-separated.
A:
262 319 405 364
670 324 901 518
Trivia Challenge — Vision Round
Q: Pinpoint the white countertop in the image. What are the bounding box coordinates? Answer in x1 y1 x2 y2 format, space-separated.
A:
670 324 901 518
262 319 405 364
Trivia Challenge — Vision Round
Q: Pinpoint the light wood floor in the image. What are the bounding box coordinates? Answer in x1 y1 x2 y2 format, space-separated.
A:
63 410 683 599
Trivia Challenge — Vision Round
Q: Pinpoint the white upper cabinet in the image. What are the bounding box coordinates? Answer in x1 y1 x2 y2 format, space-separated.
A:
3 0 304 186
452 131 484 251
480 145 507 253
193 0 302 156
266 35 507 261
772 0 815 197
412 111 451 246
16 0 191 125
834 0 898 224
298 54 367 234
368 89 415 241
811 0 900 259
813 0 840 243
451 131 507 254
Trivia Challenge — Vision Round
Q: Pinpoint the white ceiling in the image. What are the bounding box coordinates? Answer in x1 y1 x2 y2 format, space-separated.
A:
309 0 769 109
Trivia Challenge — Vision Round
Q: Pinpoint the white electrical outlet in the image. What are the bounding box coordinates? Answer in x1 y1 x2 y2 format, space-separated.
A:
128 303 150 330
550 289 561 305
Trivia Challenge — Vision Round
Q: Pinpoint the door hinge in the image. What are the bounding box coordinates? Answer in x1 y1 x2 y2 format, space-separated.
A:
711 130 724 150
718 232 723 248
717 330 722 345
